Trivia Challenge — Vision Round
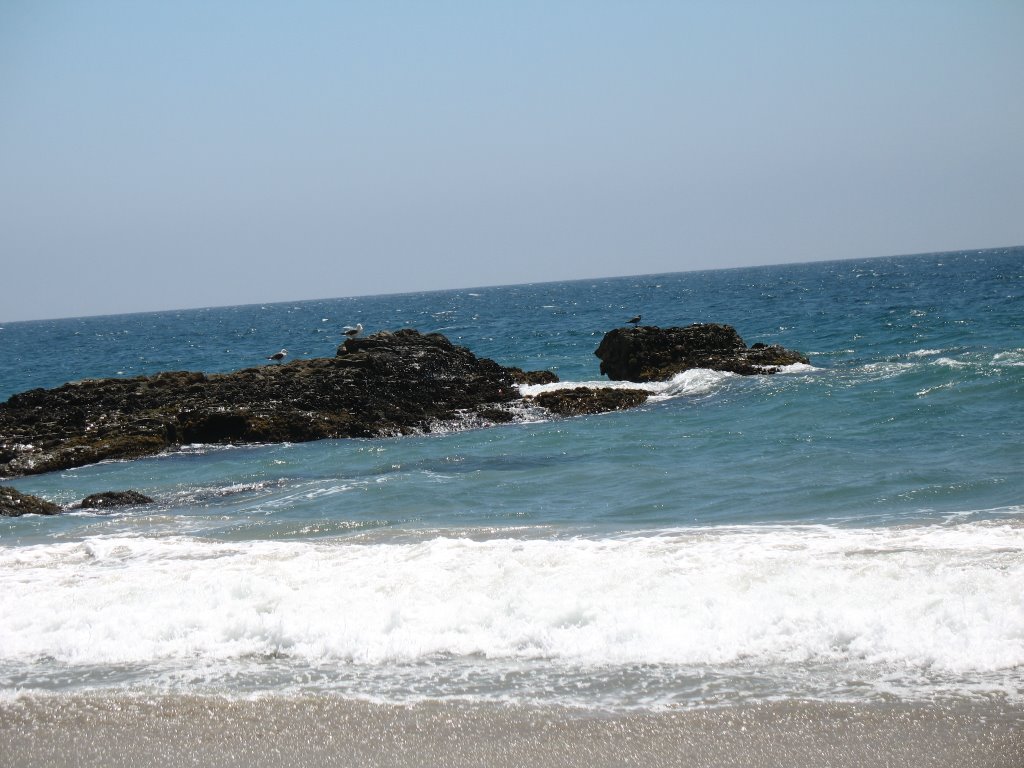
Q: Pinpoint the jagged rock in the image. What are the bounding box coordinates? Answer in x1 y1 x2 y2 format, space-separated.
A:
79 490 155 509
531 387 649 416
594 324 809 382
0 329 544 479
0 486 61 516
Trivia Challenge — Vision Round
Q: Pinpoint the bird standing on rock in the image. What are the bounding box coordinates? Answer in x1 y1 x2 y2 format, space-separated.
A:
266 348 288 362
627 315 642 325
343 323 364 339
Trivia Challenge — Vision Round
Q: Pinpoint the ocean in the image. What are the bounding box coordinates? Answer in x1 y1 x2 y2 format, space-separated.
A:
1 248 1023 764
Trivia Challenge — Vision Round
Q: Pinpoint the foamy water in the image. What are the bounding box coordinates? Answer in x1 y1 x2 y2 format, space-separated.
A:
520 367 739 401
2 520 1021 706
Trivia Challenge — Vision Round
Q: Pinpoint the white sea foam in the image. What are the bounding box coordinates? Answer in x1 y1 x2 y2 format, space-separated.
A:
916 383 956 397
992 349 1024 366
861 361 915 375
520 368 735 403
770 362 820 374
1 523 1021 682
852 361 918 384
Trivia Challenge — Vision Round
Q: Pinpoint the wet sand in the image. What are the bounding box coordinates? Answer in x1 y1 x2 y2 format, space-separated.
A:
1 695 1020 768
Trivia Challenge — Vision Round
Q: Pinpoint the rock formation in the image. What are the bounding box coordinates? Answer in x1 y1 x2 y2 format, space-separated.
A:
79 490 155 509
0 325 809 480
594 323 809 382
532 387 649 416
0 330 550 478
0 486 61 516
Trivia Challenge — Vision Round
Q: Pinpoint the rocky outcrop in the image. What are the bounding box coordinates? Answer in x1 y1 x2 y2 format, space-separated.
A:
0 486 61 516
79 490 155 509
0 324 809 480
0 329 544 478
594 324 809 382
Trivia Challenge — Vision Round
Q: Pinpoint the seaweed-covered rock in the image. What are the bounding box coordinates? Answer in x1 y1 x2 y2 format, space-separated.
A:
0 330 543 478
0 486 61 516
79 490 155 509
594 324 809 382
531 387 649 416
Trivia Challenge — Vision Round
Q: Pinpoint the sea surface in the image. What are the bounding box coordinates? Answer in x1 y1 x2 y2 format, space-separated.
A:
1 248 1022 712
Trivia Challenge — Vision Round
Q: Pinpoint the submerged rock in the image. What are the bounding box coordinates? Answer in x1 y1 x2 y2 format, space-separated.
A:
0 329 548 478
0 486 61 516
594 324 809 382
79 490 155 509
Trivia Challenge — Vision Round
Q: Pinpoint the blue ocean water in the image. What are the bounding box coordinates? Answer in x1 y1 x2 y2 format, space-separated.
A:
1 247 1022 710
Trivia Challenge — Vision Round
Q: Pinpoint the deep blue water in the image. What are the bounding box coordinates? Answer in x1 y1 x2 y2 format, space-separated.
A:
1 247 1022 709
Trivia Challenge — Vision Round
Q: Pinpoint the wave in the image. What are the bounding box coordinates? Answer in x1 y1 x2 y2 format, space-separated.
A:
2 522 1020 679
992 349 1024 367
520 368 739 403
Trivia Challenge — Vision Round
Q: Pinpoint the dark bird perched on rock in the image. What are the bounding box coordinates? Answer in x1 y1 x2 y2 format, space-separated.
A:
266 349 288 362
343 323 364 339
627 315 642 325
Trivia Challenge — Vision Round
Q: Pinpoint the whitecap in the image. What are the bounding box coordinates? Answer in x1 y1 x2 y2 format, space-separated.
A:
916 383 955 397
769 362 821 374
2 523 1020 677
520 368 734 403
992 349 1024 367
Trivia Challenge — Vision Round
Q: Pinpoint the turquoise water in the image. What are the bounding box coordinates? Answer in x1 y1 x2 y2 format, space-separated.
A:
1 248 1022 709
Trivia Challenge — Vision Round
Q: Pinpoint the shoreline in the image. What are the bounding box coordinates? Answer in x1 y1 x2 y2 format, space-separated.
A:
1 694 1020 768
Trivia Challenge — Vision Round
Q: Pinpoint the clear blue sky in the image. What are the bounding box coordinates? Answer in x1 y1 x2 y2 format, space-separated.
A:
2 1 1022 321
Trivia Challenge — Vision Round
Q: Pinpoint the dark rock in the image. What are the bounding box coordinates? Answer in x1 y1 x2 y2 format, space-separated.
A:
594 324 809 382
475 408 517 424
531 387 649 416
79 490 155 509
0 486 61 516
743 343 811 369
0 329 524 478
507 368 560 385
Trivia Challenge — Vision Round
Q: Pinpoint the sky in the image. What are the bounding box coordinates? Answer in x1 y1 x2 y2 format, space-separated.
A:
2 1 1022 322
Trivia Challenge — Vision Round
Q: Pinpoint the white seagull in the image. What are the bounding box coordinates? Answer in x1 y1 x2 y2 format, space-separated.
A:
627 315 642 325
266 348 288 362
343 323 364 339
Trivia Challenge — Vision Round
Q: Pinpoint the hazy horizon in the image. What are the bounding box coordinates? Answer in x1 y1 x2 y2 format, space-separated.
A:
3 243 1018 325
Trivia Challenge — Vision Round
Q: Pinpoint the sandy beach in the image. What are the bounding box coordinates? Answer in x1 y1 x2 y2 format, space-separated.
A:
1 695 1020 768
